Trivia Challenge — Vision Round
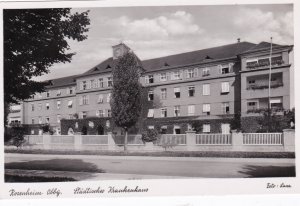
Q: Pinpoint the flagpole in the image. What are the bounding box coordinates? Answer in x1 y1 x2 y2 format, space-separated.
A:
268 37 273 132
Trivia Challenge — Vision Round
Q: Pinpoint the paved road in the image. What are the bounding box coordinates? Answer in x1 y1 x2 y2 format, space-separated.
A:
5 153 295 179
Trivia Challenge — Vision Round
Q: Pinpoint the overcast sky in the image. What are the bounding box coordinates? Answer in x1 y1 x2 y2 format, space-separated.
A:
36 4 293 81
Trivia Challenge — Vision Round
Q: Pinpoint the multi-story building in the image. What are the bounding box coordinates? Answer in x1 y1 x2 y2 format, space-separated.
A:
9 41 293 135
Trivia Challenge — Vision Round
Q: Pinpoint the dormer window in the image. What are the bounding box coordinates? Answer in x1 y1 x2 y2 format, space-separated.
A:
56 90 61 96
160 73 167 82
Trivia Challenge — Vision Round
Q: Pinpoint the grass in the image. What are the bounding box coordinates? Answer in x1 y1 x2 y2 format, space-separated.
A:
5 148 295 158
5 174 76 182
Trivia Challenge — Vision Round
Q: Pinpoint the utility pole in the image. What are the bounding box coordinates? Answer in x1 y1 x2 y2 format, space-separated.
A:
267 37 273 132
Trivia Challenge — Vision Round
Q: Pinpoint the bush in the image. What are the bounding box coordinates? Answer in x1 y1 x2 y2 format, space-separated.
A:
141 128 158 142
9 125 26 148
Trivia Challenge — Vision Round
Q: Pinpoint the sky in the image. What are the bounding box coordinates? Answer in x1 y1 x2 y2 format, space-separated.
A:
36 4 293 81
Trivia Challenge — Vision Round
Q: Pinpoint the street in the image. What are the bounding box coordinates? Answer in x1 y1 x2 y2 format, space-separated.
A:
5 153 295 181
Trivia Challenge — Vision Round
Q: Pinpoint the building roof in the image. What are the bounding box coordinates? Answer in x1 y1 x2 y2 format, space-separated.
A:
44 41 291 87
242 41 290 54
141 41 256 72
45 75 78 88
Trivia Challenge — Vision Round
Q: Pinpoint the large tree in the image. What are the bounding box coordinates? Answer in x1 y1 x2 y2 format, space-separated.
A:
4 8 90 124
111 52 143 151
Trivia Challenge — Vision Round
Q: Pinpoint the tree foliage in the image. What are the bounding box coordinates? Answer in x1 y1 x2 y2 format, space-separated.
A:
111 52 143 150
4 9 90 105
111 52 143 129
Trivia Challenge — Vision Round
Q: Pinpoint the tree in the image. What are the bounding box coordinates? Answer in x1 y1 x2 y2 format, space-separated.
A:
4 9 90 124
111 52 143 151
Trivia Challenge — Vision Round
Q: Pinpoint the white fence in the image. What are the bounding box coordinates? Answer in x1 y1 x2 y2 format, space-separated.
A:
25 135 43 144
82 135 108 145
114 134 144 145
196 134 232 145
50 135 75 144
243 133 283 145
156 134 186 145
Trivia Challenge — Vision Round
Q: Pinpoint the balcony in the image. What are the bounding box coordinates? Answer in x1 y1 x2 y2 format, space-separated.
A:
247 82 283 90
246 56 285 70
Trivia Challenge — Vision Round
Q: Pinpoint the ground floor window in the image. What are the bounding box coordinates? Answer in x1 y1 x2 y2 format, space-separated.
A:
221 123 230 134
174 125 181 134
203 124 210 133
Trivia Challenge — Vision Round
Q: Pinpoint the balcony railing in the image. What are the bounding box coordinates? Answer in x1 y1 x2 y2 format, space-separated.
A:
246 82 283 90
246 57 284 70
246 107 284 114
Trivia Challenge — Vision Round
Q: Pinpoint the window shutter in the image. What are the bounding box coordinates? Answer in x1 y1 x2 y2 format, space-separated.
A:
79 97 83 105
166 72 171 81
96 110 99 117
170 72 174 80
179 70 183 79
229 63 234 73
218 65 222 74
194 68 198 77
185 70 188 78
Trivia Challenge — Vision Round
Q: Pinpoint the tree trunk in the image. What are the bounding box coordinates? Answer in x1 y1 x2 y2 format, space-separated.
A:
124 128 128 152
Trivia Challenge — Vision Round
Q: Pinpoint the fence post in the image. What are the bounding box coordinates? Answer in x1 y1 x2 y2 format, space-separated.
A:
231 130 243 151
107 132 116 150
43 134 51 150
74 133 82 150
283 129 295 152
186 130 196 151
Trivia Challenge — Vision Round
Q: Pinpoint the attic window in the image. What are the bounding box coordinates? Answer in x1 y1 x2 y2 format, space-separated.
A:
164 62 169 67
205 55 213 60
93 67 99 71
106 65 111 69
48 80 53 86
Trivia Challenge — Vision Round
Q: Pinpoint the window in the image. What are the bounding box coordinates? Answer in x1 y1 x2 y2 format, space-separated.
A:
45 117 50 124
145 75 154 84
188 86 195 97
31 118 35 124
222 102 230 114
38 103 42 111
148 125 155 130
98 78 104 88
247 101 258 110
248 80 255 84
82 81 87 90
107 109 112 117
160 73 167 81
221 82 230 94
174 125 181 134
107 93 111 103
90 80 95 89
96 110 105 117
68 100 73 108
37 93 42 99
107 77 113 87
174 87 180 98
147 109 154 118
97 94 104 104
270 98 283 109
148 90 154 101
203 84 210 95
203 124 211 133
79 112 87 119
161 88 167 99
161 126 167 134
46 91 50 97
57 90 61 96
186 68 195 78
161 108 167 117
38 117 42 124
203 104 210 115
68 87 73 94
188 105 195 116
10 105 21 112
68 114 73 120
57 100 61 109
83 95 89 105
202 68 210 76
171 71 182 80
31 104 34 111
174 106 180 117
31 130 35 135
221 67 229 74
57 115 61 123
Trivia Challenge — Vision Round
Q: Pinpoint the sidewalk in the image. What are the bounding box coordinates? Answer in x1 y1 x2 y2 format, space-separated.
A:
5 169 189 181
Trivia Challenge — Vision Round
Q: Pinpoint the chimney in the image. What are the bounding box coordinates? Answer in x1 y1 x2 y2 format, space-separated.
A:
237 38 241 43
